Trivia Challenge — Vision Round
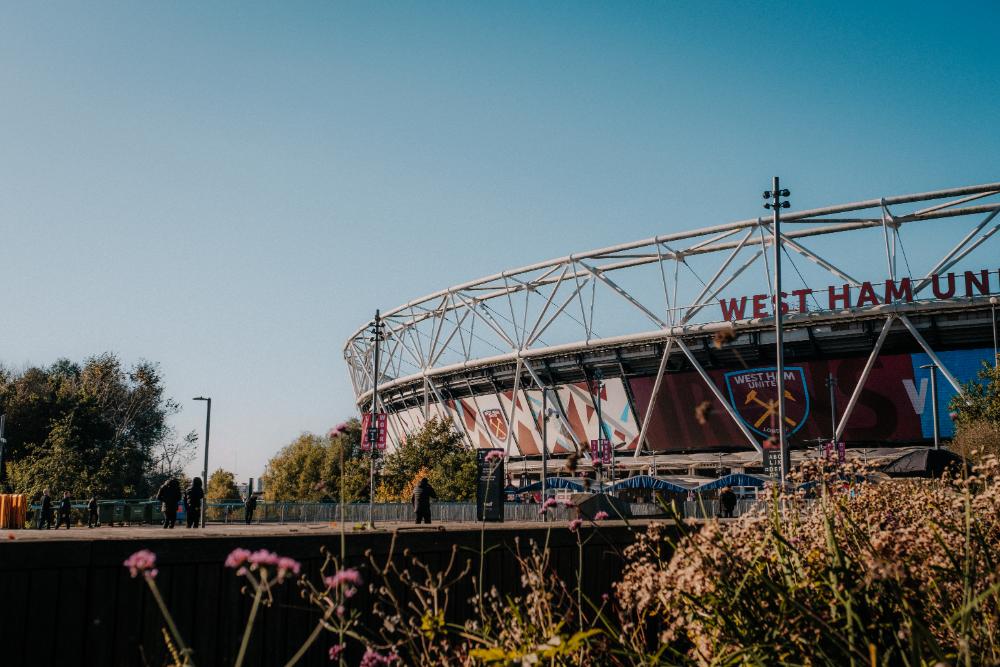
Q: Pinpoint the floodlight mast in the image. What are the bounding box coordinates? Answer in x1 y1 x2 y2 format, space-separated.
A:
764 178 792 484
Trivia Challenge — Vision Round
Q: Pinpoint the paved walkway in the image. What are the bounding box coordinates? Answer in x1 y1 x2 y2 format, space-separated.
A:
4 518 643 542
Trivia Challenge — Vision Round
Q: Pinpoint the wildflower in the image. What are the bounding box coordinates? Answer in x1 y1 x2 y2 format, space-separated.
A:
538 497 559 515
694 400 714 425
325 568 363 590
484 449 504 463
225 548 252 569
276 556 301 581
360 648 399 666
713 326 736 349
248 549 281 567
328 643 345 661
568 518 583 532
594 511 609 521
123 549 158 579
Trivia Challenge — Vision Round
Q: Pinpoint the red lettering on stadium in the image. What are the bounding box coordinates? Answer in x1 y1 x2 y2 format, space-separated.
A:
718 270 997 321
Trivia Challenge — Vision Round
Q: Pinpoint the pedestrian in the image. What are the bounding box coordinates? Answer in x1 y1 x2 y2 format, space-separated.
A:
719 486 738 518
87 492 99 528
184 477 205 528
38 489 53 529
156 478 182 528
243 492 257 525
412 477 438 525
57 491 72 529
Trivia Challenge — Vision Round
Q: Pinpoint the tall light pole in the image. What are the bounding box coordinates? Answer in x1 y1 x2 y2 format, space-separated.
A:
193 396 211 528
920 364 940 450
764 179 791 483
826 373 837 443
367 310 385 529
593 369 604 488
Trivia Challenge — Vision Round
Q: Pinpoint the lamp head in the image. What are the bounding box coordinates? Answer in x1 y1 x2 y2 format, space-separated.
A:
763 190 772 199
193 396 209 401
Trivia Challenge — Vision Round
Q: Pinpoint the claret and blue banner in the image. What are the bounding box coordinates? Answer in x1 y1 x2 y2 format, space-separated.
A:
629 347 995 451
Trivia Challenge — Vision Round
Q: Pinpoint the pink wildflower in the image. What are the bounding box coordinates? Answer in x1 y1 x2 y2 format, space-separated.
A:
123 549 158 579
360 648 399 667
276 556 302 581
225 548 252 569
248 549 280 567
594 511 609 521
325 568 363 590
328 643 345 660
568 518 583 532
484 449 504 463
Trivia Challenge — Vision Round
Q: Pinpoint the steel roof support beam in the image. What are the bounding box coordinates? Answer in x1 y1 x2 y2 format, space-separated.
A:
675 338 763 454
913 208 1000 295
521 361 583 453
897 315 965 394
633 338 674 457
834 316 895 442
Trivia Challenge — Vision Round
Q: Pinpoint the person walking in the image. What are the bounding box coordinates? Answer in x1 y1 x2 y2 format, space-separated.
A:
719 486 738 518
184 477 205 529
87 493 99 528
38 489 53 529
156 478 182 528
411 477 437 525
57 491 72 529
243 492 257 525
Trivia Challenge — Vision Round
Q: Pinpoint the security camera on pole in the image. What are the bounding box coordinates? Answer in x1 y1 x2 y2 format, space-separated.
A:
763 178 791 484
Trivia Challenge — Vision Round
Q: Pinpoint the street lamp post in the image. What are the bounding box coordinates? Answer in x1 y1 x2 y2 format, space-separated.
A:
368 310 385 529
920 364 941 449
193 396 211 528
594 369 604 488
826 373 837 443
764 179 792 484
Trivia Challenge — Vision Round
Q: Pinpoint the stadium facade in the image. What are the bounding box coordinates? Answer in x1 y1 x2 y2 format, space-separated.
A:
344 182 1000 476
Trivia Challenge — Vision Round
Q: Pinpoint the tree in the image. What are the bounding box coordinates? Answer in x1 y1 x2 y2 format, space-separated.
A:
207 468 241 500
260 420 368 501
950 362 1000 462
1 354 186 499
378 417 476 501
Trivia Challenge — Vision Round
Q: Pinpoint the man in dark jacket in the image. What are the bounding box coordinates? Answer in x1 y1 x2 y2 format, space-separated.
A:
57 491 72 529
184 477 205 528
719 487 738 518
244 493 257 525
156 479 182 528
38 489 53 529
412 477 438 524
87 493 99 528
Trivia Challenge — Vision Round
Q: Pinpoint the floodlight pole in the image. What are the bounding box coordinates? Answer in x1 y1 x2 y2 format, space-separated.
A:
193 396 211 528
920 364 940 450
541 388 549 521
594 369 604 489
764 177 792 484
368 310 383 528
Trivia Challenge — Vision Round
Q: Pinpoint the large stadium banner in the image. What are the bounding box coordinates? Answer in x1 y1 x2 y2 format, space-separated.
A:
629 347 994 451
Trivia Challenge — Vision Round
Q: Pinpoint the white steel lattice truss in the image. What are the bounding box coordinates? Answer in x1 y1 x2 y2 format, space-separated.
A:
344 182 1000 459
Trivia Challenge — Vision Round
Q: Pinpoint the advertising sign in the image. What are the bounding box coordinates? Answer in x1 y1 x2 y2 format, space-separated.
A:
361 412 388 451
629 347 994 452
476 449 505 522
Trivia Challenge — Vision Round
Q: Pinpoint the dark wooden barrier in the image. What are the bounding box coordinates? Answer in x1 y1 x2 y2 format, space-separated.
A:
0 524 657 666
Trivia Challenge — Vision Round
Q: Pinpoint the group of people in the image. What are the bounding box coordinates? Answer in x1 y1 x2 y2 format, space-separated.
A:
155 477 259 528
36 489 100 529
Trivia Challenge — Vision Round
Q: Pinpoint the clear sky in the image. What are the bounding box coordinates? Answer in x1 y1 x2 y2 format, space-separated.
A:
1 2 997 483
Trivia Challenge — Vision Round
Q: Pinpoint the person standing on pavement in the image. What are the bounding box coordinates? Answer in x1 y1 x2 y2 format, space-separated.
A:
57 491 72 529
243 492 257 525
38 489 53 529
412 477 438 525
719 486 738 518
156 478 181 528
184 477 205 528
87 493 99 528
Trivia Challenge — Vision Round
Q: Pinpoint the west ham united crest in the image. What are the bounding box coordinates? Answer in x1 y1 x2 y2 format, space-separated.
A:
482 409 508 441
724 367 810 437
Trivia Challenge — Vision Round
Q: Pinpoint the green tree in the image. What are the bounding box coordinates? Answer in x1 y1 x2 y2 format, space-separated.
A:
1 354 187 499
260 420 368 501
206 468 241 500
378 417 476 501
950 362 1000 462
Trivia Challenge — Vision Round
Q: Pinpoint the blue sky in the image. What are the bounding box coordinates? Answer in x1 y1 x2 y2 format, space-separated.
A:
1 2 997 482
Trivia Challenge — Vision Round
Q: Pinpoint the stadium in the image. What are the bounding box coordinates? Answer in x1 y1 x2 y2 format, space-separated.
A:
344 182 1000 482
